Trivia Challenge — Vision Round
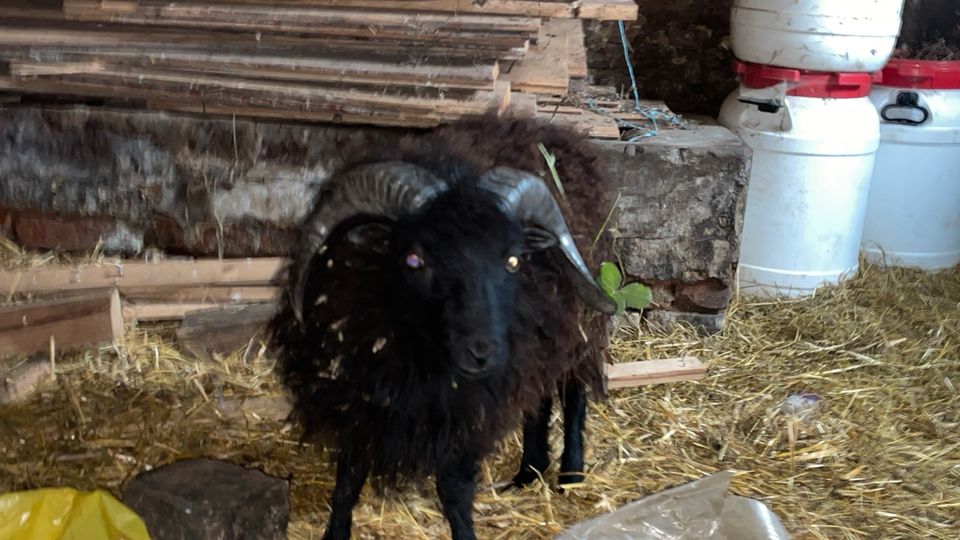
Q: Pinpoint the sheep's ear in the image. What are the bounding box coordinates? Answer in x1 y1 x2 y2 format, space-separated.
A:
523 226 557 252
344 221 393 255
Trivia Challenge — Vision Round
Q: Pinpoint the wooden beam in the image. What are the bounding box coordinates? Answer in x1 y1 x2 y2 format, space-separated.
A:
502 17 569 94
120 285 281 322
122 301 222 322
120 285 280 304
128 0 640 21
3 48 499 89
0 24 529 61
176 302 279 356
6 63 509 123
563 19 588 78
0 258 285 297
535 108 620 139
0 289 124 358
605 357 707 389
578 0 638 21
63 1 539 47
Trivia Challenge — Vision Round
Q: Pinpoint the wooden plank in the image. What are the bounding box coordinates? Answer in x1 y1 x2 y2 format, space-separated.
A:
0 258 285 296
605 357 706 389
149 100 446 128
502 18 568 94
578 0 637 21
121 285 280 303
5 64 510 125
121 284 281 322
4 48 499 90
0 23 529 61
63 1 539 47
536 108 620 139
144 0 639 21
3 63 509 129
563 19 588 78
0 289 124 358
143 79 511 128
122 302 222 322
176 302 279 356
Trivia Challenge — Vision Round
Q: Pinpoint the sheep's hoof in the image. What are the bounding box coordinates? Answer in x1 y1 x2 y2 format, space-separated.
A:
509 467 544 490
556 472 584 493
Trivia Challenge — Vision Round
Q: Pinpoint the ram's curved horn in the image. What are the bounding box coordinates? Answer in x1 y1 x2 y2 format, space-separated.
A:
289 162 448 324
477 167 617 315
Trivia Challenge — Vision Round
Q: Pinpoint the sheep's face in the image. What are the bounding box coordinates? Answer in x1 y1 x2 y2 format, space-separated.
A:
390 189 530 380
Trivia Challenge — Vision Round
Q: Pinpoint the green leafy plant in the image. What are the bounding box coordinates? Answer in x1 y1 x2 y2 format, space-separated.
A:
598 261 652 315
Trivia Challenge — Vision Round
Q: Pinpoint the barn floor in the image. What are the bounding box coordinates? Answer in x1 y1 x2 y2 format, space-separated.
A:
1 252 958 539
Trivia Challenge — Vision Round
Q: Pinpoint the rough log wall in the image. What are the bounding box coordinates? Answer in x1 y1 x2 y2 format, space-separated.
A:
0 106 750 315
0 106 406 256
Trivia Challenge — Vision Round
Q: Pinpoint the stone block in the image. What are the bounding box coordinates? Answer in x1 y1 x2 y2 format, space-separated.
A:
646 309 725 336
599 119 750 312
121 458 289 540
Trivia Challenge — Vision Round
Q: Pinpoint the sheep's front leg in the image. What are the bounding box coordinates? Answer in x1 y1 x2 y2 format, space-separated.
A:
558 377 586 486
511 396 553 487
323 449 369 540
436 454 479 540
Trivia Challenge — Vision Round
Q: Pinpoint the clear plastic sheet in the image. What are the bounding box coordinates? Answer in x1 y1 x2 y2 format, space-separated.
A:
556 471 790 540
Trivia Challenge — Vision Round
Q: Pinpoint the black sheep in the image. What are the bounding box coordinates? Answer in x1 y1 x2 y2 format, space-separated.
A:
269 114 618 540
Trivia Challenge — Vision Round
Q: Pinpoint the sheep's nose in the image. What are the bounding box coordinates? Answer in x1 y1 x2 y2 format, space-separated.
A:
467 339 494 363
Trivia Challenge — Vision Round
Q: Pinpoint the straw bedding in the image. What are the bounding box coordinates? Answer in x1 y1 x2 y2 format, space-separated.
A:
1 241 958 539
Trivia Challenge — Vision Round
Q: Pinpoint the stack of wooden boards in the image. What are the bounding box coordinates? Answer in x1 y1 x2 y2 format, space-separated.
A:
0 0 638 135
0 256 705 390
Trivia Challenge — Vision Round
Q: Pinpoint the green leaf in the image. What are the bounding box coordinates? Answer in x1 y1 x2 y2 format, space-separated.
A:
611 291 627 316
598 262 622 296
620 282 653 310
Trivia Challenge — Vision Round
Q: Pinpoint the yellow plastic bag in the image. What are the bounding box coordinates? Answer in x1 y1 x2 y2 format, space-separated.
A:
0 488 150 540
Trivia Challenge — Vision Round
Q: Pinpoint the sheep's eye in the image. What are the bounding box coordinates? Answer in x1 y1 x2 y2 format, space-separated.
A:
405 252 425 270
505 255 520 273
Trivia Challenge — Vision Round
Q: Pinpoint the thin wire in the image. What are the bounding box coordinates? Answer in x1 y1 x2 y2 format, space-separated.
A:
602 20 689 141
618 20 642 111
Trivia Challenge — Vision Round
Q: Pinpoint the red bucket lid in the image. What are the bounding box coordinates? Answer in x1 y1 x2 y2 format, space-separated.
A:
733 60 874 98
878 58 960 89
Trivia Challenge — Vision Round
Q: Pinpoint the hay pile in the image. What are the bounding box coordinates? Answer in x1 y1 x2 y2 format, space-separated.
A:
1 242 958 539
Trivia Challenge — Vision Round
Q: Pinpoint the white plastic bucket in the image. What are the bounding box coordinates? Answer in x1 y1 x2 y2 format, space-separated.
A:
731 0 905 72
861 59 960 270
719 62 880 298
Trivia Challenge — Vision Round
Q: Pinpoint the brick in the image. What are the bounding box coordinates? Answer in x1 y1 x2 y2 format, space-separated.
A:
11 213 143 254
674 279 730 313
